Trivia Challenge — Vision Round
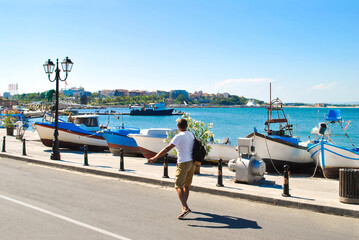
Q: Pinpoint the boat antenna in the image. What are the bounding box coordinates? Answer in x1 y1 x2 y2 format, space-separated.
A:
267 82 271 134
269 81 272 115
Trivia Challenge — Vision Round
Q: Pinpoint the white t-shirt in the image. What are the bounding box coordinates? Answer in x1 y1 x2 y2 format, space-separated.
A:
170 131 194 163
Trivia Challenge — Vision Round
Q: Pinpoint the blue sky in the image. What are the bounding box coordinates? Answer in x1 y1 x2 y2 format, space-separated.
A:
1 0 358 103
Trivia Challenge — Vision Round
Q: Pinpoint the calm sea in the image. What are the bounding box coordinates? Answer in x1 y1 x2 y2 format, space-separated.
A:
75 107 359 149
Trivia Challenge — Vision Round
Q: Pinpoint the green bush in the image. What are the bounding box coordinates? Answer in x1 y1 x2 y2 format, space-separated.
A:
166 113 214 156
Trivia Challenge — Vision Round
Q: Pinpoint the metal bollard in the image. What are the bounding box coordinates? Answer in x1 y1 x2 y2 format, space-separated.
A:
22 139 27 156
216 159 224 187
282 164 291 197
83 145 89 166
119 148 125 171
162 154 169 178
2 136 5 152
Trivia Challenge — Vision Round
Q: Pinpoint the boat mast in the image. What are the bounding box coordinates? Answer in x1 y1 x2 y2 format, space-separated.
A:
268 82 272 134
269 82 271 110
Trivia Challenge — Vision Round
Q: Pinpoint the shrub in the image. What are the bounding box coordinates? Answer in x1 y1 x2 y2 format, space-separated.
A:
166 113 214 156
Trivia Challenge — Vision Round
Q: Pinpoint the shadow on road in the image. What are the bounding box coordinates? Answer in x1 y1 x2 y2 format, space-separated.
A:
183 211 262 229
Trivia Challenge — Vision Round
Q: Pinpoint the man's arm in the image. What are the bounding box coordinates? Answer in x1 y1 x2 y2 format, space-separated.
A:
148 143 175 164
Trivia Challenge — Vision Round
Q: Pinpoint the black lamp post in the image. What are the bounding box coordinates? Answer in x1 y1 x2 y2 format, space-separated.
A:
43 57 73 160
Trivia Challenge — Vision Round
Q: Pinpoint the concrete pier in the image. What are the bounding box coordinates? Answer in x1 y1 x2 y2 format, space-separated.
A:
0 128 358 218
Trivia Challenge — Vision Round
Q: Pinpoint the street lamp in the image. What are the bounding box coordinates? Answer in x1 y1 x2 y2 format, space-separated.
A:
43 57 73 160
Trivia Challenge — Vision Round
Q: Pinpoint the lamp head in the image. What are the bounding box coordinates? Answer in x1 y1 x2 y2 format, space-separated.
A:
61 57 73 73
43 59 55 74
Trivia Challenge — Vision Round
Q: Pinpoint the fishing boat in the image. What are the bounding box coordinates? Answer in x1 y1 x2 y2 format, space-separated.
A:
34 115 108 151
102 126 142 156
129 128 174 159
307 110 359 178
129 102 174 116
130 128 238 161
23 110 45 118
246 92 313 172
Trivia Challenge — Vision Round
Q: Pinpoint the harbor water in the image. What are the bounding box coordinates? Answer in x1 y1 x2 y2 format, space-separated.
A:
65 107 359 149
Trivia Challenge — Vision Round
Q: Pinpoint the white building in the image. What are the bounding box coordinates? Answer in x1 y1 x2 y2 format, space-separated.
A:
246 99 257 107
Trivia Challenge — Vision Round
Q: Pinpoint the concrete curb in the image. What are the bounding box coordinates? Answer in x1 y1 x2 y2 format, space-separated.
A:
1 152 358 219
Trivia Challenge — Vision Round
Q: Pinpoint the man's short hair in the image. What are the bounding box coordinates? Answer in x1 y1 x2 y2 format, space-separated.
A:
177 118 188 130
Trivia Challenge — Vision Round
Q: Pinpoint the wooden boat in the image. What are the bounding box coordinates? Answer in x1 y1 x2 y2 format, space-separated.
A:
34 115 108 151
246 131 313 172
307 110 359 178
246 87 313 172
102 126 142 156
308 140 359 178
129 128 174 159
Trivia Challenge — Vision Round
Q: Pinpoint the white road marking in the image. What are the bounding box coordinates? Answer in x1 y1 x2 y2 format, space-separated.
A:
0 194 131 240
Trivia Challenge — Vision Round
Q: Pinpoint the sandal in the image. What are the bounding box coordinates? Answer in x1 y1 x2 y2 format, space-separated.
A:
178 209 191 219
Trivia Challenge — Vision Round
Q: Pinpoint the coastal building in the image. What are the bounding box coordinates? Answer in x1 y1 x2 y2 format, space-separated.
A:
202 93 215 99
156 90 169 98
128 90 143 97
114 89 128 97
62 87 91 98
142 90 153 96
98 89 116 97
194 91 203 97
170 90 189 99
217 92 230 99
314 103 327 107
98 89 159 98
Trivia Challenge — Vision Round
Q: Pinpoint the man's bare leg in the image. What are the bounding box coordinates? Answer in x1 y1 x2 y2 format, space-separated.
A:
176 187 189 211
183 186 190 202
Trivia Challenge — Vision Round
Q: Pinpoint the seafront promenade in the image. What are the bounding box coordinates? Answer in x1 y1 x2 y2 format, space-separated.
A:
0 128 358 218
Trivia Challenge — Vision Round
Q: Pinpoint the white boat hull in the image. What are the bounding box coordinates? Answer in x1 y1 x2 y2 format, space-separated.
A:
207 143 238 161
35 123 108 150
308 140 359 178
23 110 44 118
131 135 174 159
131 135 238 161
246 132 313 172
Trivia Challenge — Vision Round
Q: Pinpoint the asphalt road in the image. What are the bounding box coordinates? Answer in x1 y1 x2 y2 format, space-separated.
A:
0 158 358 240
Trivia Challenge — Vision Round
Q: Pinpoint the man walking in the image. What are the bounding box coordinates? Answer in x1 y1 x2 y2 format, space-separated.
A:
149 118 196 219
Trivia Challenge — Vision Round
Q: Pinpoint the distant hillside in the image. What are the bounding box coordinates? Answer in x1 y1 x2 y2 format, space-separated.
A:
329 101 359 105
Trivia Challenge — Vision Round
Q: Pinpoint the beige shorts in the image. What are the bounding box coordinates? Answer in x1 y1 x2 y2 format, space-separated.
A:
175 161 196 189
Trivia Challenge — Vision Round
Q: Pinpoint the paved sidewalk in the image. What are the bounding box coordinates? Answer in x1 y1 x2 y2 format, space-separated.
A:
1 128 358 218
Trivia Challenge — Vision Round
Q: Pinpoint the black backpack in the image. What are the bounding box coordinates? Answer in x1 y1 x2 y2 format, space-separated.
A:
192 134 206 163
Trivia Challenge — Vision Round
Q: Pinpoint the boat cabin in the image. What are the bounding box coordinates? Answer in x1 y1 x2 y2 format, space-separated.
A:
72 115 102 131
